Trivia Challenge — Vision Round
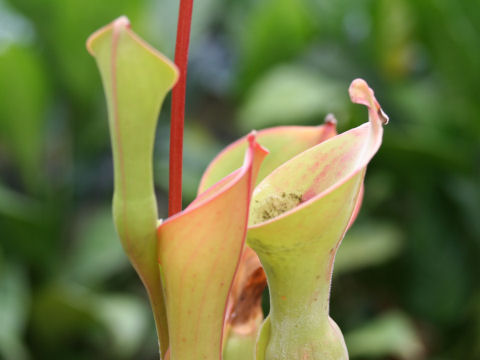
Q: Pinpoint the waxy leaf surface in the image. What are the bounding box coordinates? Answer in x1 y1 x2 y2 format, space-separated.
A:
248 79 388 360
87 16 178 358
198 121 337 194
199 119 337 360
157 135 268 360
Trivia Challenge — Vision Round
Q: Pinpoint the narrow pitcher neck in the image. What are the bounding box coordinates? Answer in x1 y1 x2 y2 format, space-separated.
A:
260 241 336 328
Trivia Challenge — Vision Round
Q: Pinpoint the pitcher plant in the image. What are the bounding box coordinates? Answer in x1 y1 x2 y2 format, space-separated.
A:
86 2 388 358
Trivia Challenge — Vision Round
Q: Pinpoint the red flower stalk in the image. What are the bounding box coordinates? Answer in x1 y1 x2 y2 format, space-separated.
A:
169 0 195 216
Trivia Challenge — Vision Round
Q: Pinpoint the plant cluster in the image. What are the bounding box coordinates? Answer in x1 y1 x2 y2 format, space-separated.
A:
87 13 387 359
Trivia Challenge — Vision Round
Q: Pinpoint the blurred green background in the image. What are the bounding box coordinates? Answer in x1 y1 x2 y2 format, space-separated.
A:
0 0 479 359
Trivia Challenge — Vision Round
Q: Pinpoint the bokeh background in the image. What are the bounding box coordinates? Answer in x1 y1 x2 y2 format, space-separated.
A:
0 0 479 359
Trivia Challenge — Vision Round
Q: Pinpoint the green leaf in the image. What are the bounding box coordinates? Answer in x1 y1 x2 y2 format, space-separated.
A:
66 207 128 286
87 16 178 358
238 65 345 130
30 284 99 346
31 283 149 358
0 182 42 222
0 43 49 190
345 311 424 359
93 294 150 358
236 0 315 91
0 262 30 360
335 223 403 274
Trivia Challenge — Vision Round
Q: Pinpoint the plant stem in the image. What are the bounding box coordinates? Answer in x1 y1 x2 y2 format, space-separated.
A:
169 0 194 216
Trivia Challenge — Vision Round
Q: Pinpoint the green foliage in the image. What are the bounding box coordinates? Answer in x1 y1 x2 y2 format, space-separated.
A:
0 44 48 190
235 0 315 92
0 260 30 360
345 311 423 359
334 223 403 274
238 65 345 130
66 207 128 286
